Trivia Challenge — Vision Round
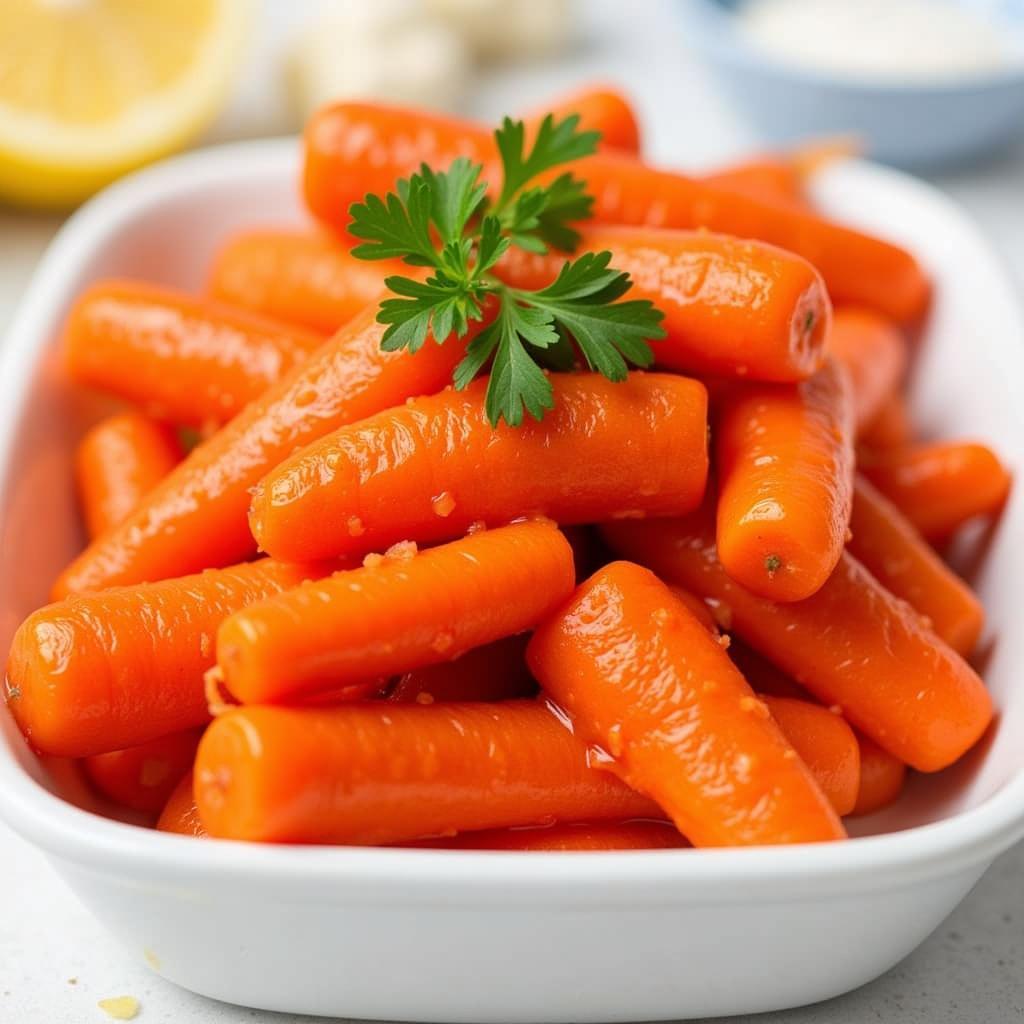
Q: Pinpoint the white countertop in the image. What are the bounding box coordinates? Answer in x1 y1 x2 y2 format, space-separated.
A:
1 2 1022 1020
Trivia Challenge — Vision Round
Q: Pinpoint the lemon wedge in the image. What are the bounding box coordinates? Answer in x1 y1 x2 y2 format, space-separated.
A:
0 0 252 209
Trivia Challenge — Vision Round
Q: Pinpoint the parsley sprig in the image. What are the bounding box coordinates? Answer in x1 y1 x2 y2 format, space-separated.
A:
348 113 666 427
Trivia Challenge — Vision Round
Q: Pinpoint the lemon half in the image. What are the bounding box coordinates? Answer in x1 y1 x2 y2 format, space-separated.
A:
0 0 252 209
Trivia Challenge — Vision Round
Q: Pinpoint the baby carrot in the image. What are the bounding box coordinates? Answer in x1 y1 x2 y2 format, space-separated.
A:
704 158 810 209
207 230 403 335
601 509 993 772
303 102 930 323
64 280 326 427
727 640 809 701
415 820 687 851
527 562 844 846
715 358 856 601
75 412 182 538
760 696 860 817
217 521 574 705
387 634 536 704
497 225 831 381
156 772 207 837
849 475 984 656
827 307 907 434
859 393 913 451
7 559 329 757
524 84 641 154
194 701 660 844
53 302 465 596
251 371 708 563
83 728 202 814
860 442 1012 541
851 734 907 817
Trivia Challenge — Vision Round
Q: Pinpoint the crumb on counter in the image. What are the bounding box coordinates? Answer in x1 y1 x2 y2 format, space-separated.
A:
98 995 140 1020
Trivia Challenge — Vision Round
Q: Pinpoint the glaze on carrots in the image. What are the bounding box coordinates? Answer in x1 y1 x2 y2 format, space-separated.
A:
217 521 574 705
194 701 660 844
65 280 326 426
715 358 856 601
850 735 907 817
527 561 844 846
156 771 207 836
250 371 708 564
601 508 993 772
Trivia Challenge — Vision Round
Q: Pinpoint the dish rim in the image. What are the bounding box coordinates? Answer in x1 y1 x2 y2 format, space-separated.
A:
1 136 1023 897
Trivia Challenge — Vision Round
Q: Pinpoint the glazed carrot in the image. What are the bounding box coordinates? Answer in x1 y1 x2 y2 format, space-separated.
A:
207 230 403 335
667 585 719 635
65 280 326 427
414 820 687 851
728 640 809 701
851 734 907 817
704 158 810 208
7 559 331 757
827 307 907 434
194 701 660 844
217 521 574 705
760 696 859 817
860 442 1012 541
849 475 984 655
53 302 465 596
524 84 641 154
156 772 207 837
388 634 536 704
251 371 708 563
75 412 182 538
860 392 913 451
303 102 930 322
83 728 202 814
715 358 856 601
497 225 831 381
527 562 843 846
601 509 993 772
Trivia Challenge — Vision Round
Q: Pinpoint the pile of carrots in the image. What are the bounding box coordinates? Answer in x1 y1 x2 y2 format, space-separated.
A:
4 85 1011 850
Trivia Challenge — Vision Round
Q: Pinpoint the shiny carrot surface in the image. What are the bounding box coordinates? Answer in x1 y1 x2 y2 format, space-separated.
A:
601 509 993 772
715 359 856 601
54 302 465 596
850 734 907 817
194 701 660 844
250 371 708 563
527 84 641 154
498 225 831 381
156 771 207 836
65 280 325 426
527 562 844 846
218 521 574 705
75 412 182 538
7 559 327 757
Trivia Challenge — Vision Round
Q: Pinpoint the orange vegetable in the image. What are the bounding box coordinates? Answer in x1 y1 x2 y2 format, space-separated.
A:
250 371 708 563
387 634 536 704
667 585 718 635
704 157 810 209
860 442 1012 541
715 358 855 601
415 820 686 851
849 475 984 656
860 393 913 451
727 640 809 701
75 412 182 538
156 772 207 837
194 701 660 844
303 102 930 322
84 729 202 814
7 559 330 757
217 521 574 705
851 734 907 817
827 307 907 434
207 230 403 335
53 303 465 596
760 696 860 817
64 280 326 427
601 508 993 772
527 561 844 846
497 225 831 381
527 83 641 154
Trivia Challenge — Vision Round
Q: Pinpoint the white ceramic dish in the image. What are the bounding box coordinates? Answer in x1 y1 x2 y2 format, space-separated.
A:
0 139 1022 1023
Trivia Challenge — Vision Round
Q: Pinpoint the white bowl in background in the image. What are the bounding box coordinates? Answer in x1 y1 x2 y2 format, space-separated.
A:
0 139 1022 1022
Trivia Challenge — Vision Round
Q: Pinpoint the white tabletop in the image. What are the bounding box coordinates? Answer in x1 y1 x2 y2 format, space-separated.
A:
2 2 1022 1020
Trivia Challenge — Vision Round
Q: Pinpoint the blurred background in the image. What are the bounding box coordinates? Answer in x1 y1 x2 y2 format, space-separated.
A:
4 0 1024 330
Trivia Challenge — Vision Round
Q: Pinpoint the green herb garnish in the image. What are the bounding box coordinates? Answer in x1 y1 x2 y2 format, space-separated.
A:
348 113 665 427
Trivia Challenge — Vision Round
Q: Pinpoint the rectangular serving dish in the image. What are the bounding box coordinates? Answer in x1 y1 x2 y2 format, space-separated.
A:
0 139 1022 1022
